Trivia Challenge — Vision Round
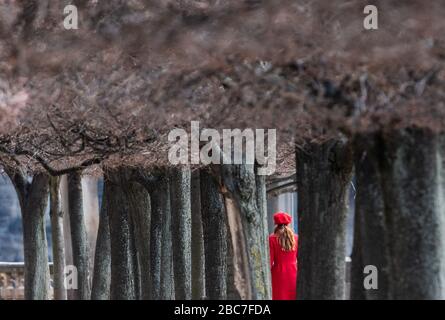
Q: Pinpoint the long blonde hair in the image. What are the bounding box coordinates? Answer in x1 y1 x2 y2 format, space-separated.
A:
274 224 296 251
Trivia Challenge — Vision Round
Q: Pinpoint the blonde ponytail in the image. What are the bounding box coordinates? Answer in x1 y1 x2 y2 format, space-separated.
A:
274 224 296 251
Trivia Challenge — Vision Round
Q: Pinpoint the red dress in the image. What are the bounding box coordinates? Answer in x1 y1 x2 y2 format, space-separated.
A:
269 233 298 300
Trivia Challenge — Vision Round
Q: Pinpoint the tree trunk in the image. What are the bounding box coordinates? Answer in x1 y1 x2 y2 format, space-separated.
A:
350 208 365 300
60 175 74 299
255 171 272 299
380 128 445 299
130 220 141 300
24 174 50 300
124 177 151 300
106 171 136 300
170 166 192 300
296 137 353 300
191 171 205 300
81 177 100 271
67 172 91 300
225 216 242 300
148 170 174 300
49 176 67 300
353 133 390 299
200 168 227 300
221 163 269 300
6 170 50 300
147 173 164 300
91 178 111 300
23 174 50 300
161 171 175 300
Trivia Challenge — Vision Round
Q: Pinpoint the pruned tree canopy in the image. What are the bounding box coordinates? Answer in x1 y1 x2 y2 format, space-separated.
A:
0 0 444 176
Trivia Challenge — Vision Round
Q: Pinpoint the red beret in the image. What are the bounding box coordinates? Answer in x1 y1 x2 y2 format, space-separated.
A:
273 212 292 225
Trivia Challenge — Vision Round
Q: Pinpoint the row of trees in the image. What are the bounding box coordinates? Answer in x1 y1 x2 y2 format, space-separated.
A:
297 128 445 300
1 162 272 300
4 125 445 300
1 0 445 300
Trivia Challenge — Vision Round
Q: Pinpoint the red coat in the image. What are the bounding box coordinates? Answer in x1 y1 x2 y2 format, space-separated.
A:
269 233 298 300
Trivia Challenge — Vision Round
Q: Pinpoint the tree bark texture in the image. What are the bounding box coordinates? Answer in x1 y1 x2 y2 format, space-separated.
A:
221 163 269 300
296 137 353 300
353 133 391 299
350 209 366 300
81 177 100 269
255 171 272 299
91 178 111 300
170 166 192 300
225 215 242 300
106 170 137 300
379 128 445 299
60 175 74 299
67 172 91 300
49 176 67 300
6 170 50 300
146 170 174 300
200 168 228 300
160 172 175 300
191 171 205 300
124 176 151 300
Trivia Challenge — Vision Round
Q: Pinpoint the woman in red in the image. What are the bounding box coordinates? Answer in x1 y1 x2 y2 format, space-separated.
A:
269 212 298 300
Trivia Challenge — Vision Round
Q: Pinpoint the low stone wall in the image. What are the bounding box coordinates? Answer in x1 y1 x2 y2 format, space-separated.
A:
0 262 53 300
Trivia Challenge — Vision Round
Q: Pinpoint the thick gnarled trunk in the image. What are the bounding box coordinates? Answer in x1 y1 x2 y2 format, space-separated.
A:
221 164 270 300
296 138 353 300
380 128 445 299
106 170 137 300
352 133 390 300
6 170 50 300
